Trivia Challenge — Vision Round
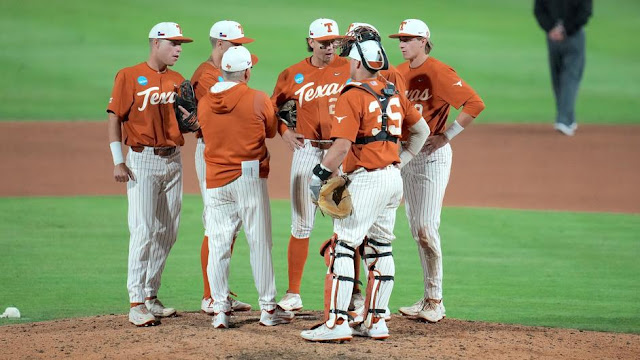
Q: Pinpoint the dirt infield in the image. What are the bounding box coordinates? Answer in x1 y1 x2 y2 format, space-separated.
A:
1 122 639 359
1 122 639 212
1 312 638 360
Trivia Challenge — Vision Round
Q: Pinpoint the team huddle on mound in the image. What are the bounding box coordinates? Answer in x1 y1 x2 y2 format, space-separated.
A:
106 17 485 342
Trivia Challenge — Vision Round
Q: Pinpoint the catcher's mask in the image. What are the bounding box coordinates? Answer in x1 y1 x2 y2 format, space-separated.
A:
343 27 389 72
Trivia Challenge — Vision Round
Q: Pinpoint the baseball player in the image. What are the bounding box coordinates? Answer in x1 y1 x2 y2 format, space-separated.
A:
107 22 193 327
199 46 294 328
191 20 252 315
389 19 485 323
338 22 409 316
300 38 429 342
271 18 350 312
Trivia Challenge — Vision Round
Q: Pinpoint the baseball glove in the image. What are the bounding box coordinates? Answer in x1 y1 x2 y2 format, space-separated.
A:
278 100 297 129
316 175 353 219
174 80 200 132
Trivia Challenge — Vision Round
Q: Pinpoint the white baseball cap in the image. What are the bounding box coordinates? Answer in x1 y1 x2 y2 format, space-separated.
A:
308 18 343 41
388 19 431 39
348 40 384 67
210 20 254 44
148 22 193 43
221 46 259 72
345 22 380 36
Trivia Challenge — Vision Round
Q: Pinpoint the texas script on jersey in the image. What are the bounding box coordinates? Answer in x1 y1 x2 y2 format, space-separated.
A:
137 87 177 111
294 82 344 106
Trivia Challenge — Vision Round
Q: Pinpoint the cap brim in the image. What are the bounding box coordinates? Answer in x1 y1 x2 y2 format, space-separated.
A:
251 54 259 66
388 33 421 39
166 36 194 43
230 37 254 44
312 35 344 41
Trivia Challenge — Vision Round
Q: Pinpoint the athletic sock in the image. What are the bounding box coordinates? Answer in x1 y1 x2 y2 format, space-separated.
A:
201 235 211 299
287 235 309 293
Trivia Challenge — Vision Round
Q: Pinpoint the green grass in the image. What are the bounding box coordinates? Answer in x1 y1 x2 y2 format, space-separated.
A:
1 196 639 333
1 0 639 123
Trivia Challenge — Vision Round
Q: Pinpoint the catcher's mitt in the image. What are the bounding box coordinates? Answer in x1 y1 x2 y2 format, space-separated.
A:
278 100 297 129
317 175 353 219
174 80 199 132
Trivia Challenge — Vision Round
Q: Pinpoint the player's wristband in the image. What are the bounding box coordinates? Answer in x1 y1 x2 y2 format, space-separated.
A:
110 141 125 165
313 163 332 181
443 120 464 141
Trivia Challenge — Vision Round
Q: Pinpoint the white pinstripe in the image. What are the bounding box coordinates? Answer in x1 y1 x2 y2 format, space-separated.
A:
401 143 452 300
205 176 277 313
195 139 207 201
331 166 403 320
334 166 403 246
195 138 207 228
125 147 182 303
289 140 325 238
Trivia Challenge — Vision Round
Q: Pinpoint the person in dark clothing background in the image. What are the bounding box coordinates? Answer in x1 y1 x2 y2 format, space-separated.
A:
534 0 592 136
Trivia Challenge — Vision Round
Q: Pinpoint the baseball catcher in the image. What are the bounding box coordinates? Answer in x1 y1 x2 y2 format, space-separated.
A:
310 175 353 219
174 80 199 132
278 99 297 129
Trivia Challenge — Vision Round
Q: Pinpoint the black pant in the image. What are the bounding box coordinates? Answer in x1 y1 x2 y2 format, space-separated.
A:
546 28 585 127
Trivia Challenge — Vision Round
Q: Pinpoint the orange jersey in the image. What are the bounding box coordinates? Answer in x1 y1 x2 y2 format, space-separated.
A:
331 78 422 173
199 83 278 188
396 56 483 135
107 62 185 147
379 64 407 96
191 60 223 138
271 56 350 140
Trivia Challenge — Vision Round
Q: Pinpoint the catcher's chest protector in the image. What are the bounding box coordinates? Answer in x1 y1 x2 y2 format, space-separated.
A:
342 82 399 145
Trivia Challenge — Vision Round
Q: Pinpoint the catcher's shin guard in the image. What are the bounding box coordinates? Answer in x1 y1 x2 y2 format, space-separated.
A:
323 240 357 328
362 238 395 328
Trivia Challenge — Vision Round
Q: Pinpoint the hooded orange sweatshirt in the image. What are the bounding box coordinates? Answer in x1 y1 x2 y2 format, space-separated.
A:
199 82 278 188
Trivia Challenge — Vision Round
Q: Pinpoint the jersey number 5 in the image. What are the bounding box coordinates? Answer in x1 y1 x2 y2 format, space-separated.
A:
369 97 402 136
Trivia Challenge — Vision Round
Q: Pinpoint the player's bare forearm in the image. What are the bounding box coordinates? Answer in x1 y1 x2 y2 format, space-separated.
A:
321 138 351 173
107 112 123 143
455 111 475 128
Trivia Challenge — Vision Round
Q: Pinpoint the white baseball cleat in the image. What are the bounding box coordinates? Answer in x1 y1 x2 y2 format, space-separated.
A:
212 312 230 329
201 298 215 314
145 298 176 318
201 297 252 314
230 297 252 312
301 320 353 342
277 292 303 311
418 299 446 323
399 298 426 317
129 304 157 327
259 306 294 326
352 317 390 340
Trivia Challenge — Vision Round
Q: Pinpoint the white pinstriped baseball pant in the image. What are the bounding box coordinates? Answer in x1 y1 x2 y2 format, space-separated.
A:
289 140 325 238
401 143 452 300
195 138 207 228
204 175 277 313
125 147 182 303
331 166 403 320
